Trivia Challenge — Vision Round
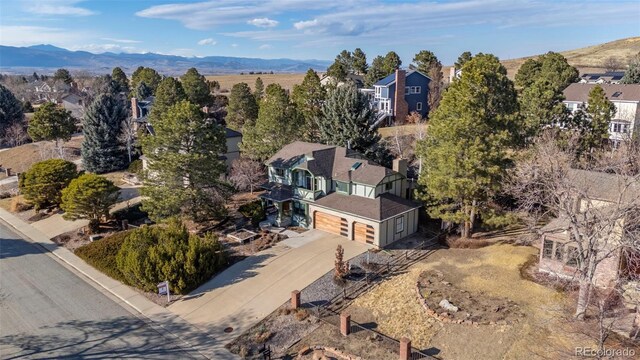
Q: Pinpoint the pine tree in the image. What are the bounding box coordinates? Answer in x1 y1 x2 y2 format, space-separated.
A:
514 59 542 89
365 55 387 86
61 173 120 231
253 77 264 100
454 51 473 70
134 82 152 99
327 50 353 81
181 68 211 107
416 54 520 238
382 51 402 75
518 79 568 141
141 100 231 222
413 50 443 112
292 69 326 141
131 67 162 94
317 84 392 166
111 67 130 94
582 85 615 152
53 68 73 85
352 48 368 75
0 84 24 139
81 92 129 173
514 52 578 92
621 52 640 84
226 83 258 131
28 102 75 158
151 77 187 120
241 84 302 160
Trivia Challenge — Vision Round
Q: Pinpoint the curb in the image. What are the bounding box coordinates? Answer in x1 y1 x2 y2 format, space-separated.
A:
0 208 240 360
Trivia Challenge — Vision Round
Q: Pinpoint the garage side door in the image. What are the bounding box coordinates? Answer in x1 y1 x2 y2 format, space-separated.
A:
314 212 348 237
353 222 375 244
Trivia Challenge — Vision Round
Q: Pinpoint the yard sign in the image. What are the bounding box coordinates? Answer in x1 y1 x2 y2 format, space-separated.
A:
157 281 170 302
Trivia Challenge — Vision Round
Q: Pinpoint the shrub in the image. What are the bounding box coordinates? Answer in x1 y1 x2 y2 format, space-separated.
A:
19 159 79 210
238 200 265 227
127 159 142 174
61 174 120 232
10 197 32 212
446 237 491 249
75 231 130 283
115 218 226 294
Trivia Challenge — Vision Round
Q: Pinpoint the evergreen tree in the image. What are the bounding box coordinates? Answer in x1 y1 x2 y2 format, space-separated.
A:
253 77 264 100
416 54 520 238
241 84 302 160
111 67 130 94
621 52 640 84
131 67 161 94
518 79 568 141
292 69 326 142
514 52 578 92
454 51 473 70
151 77 187 119
22 100 34 113
327 50 353 81
382 51 402 75
413 50 443 112
81 92 129 173
19 159 79 210
61 173 120 231
317 84 392 166
29 102 76 158
141 100 231 222
352 48 368 75
0 84 25 138
582 85 615 151
365 55 387 86
134 82 152 99
53 68 73 85
181 68 211 107
226 83 258 131
514 58 542 89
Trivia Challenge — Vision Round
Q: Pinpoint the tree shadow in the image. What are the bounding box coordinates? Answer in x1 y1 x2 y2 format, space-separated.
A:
0 316 208 359
0 237 45 260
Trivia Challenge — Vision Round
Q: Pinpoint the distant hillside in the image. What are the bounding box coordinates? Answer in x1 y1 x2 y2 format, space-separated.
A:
445 37 640 79
0 44 331 75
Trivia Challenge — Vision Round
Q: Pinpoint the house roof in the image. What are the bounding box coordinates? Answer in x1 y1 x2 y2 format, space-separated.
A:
313 192 421 221
266 141 399 186
259 182 293 202
563 83 640 103
566 169 640 203
373 70 431 87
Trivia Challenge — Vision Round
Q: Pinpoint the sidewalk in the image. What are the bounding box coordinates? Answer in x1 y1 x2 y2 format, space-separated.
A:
0 208 240 360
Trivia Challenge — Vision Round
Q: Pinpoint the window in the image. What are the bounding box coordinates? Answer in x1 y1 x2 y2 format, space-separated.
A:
410 86 421 94
293 201 306 216
314 177 322 191
542 240 553 259
405 86 410 95
566 246 579 267
612 123 629 134
385 182 393 191
554 243 564 261
275 168 285 177
395 216 404 233
416 102 422 111
336 181 349 193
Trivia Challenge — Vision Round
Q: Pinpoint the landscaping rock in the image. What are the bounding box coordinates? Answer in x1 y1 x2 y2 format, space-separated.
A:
439 299 459 313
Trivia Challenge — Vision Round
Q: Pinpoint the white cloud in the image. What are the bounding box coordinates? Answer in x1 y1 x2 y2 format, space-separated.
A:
23 0 95 16
69 43 144 53
100 38 141 44
231 43 239 48
0 25 88 47
293 19 318 30
247 17 279 28
258 44 272 50
197 38 217 46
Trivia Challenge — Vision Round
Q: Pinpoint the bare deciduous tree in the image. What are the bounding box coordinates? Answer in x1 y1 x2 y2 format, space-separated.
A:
3 121 29 147
602 56 624 73
508 132 640 319
229 157 266 194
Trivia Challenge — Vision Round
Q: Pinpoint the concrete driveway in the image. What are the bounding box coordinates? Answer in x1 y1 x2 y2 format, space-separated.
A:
168 230 369 344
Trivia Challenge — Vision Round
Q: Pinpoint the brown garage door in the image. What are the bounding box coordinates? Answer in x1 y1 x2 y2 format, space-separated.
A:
314 212 348 237
353 222 375 244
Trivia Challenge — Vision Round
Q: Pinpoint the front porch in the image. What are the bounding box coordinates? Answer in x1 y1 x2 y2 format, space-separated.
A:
260 182 310 228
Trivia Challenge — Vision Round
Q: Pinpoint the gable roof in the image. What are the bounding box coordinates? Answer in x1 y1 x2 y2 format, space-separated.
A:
566 169 640 203
563 83 640 103
373 70 431 87
313 192 421 221
266 141 399 186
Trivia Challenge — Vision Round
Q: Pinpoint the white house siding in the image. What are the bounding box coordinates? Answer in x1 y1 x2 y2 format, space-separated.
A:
563 100 640 142
307 204 419 248
351 183 375 198
375 176 405 198
225 136 242 170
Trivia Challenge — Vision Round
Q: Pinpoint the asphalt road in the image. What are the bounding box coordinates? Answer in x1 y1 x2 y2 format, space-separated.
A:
0 223 200 359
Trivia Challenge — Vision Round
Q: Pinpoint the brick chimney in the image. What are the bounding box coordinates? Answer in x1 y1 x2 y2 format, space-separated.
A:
131 97 140 119
394 69 409 124
392 158 407 177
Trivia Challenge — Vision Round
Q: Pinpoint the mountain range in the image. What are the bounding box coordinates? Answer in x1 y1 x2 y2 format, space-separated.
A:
0 44 331 75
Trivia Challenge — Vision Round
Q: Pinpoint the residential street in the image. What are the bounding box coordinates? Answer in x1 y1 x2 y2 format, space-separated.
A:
0 223 201 359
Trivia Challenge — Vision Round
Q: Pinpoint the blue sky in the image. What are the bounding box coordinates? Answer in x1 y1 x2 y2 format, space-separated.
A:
1 0 639 64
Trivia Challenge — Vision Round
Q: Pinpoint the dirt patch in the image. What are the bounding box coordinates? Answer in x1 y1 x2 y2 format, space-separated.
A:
417 269 524 325
227 305 321 358
205 73 306 92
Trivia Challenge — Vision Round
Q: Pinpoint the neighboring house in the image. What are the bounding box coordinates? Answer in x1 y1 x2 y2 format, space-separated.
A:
448 67 462 84
369 69 430 127
563 84 640 146
261 141 421 247
579 71 625 84
539 169 640 287
60 93 85 120
32 80 72 102
134 97 241 172
320 73 365 89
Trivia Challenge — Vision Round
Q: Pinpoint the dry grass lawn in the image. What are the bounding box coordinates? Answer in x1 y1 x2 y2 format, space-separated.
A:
348 244 601 360
0 136 83 178
205 73 307 92
378 124 426 139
